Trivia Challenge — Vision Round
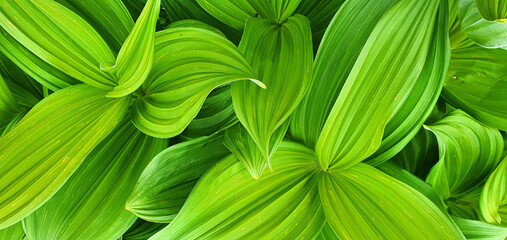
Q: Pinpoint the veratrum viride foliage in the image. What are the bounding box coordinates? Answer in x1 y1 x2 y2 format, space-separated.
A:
0 0 506 239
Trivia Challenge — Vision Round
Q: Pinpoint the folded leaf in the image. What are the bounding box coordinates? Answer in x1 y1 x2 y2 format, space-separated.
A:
126 135 230 223
290 0 399 148
166 19 225 36
426 110 504 201
0 84 130 229
460 0 507 49
442 46 507 131
319 163 464 239
0 53 43 107
232 15 312 164
131 27 261 138
454 217 507 240
0 0 117 89
0 73 18 115
475 0 507 21
0 222 24 240
123 219 167 240
316 223 338 240
481 157 507 226
197 0 256 30
248 0 302 23
150 141 324 239
105 0 161 98
315 0 440 170
449 0 475 50
122 0 147 20
23 116 167 240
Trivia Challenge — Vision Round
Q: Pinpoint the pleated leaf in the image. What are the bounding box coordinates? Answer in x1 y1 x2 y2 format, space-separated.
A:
0 222 24 240
123 219 167 240
22 116 167 240
0 73 18 115
0 84 130 229
319 163 464 239
196 0 256 30
454 217 507 240
426 110 504 201
0 53 43 108
248 0 302 23
290 0 399 148
460 0 507 49
150 141 324 240
316 223 339 240
126 135 230 223
480 157 507 226
442 46 507 131
104 0 160 98
0 0 117 89
315 0 441 170
475 0 507 21
131 27 261 138
232 15 312 165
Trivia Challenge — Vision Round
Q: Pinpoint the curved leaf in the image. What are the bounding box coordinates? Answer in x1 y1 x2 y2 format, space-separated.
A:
442 46 507 131
166 19 225 36
481 157 507 226
232 15 312 165
460 0 507 49
0 0 117 89
131 27 260 138
475 0 507 21
319 163 464 239
0 222 24 240
0 53 43 107
22 116 167 240
315 0 441 170
126 135 230 223
105 0 161 98
0 73 18 115
150 141 324 239
196 0 256 30
123 219 167 240
248 0 302 23
0 84 130 229
454 217 507 240
316 223 338 240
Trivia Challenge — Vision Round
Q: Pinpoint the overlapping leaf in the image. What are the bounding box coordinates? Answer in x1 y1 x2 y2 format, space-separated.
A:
131 27 261 138
126 135 230 223
481 157 507 226
0 222 24 240
475 0 507 21
460 0 507 49
315 0 441 170
197 0 256 30
0 84 130 229
123 219 167 240
0 53 43 107
248 0 302 23
454 217 507 240
22 116 167 240
232 15 312 165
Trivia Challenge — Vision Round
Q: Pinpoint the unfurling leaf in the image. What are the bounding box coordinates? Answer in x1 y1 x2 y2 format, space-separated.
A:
481 157 507 226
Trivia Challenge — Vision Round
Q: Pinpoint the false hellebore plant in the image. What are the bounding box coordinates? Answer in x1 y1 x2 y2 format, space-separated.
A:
0 0 506 239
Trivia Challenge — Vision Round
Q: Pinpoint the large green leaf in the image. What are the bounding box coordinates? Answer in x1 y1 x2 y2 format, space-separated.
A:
0 84 130 229
460 0 507 49
248 0 302 23
315 0 441 170
0 222 24 240
454 217 507 240
426 110 504 201
232 15 312 164
22 116 167 240
150 141 324 239
196 0 256 30
126 135 230 223
0 53 43 107
315 223 338 240
481 157 507 226
442 46 507 131
290 0 399 148
319 163 464 239
123 219 167 240
0 73 18 115
0 0 117 89
104 0 160 98
131 27 261 138
475 0 507 21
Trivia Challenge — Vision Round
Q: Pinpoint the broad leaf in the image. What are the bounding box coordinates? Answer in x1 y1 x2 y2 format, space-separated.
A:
131 27 261 138
475 0 507 21
248 0 302 23
315 0 441 170
0 53 43 107
0 84 130 229
104 0 161 98
166 19 225 36
319 163 464 239
0 222 24 240
454 217 507 240
197 0 256 30
0 73 18 115
426 110 504 201
232 15 312 164
126 135 230 223
449 0 475 50
22 116 167 240
123 219 167 240
150 141 324 239
481 157 507 226
460 0 507 49
0 0 117 89
442 46 507 131
316 223 338 240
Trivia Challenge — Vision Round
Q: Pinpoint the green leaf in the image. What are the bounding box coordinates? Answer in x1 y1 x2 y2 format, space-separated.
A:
0 73 19 115
0 84 130 229
426 110 504 201
131 27 261 138
454 217 507 240
442 46 507 131
475 0 507 21
166 19 225 36
22 116 167 240
0 53 43 107
290 0 400 148
56 0 134 52
315 0 441 170
481 157 507 226
105 0 161 98
150 141 324 239
0 222 24 240
197 0 256 30
319 163 464 239
232 15 312 164
123 219 167 240
126 135 230 223
248 0 302 23
460 0 507 49
315 223 338 240
365 0 450 165
449 0 475 50
0 0 117 89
